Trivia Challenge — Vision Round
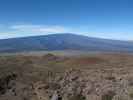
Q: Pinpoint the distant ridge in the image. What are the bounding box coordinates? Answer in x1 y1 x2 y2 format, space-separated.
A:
0 33 133 53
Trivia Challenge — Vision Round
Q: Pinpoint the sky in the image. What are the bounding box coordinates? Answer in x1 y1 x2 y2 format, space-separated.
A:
0 0 133 40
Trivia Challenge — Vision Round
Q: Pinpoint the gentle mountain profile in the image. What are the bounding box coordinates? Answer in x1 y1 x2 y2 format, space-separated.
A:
0 33 133 53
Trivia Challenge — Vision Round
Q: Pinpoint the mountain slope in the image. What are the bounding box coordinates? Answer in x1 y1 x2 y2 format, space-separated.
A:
0 33 133 53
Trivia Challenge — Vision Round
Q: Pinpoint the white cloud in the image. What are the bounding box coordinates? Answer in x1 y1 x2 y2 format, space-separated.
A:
0 24 75 39
0 24 132 40
10 24 68 33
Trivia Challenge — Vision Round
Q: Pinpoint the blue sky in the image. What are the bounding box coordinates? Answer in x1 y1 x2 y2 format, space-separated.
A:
0 0 133 40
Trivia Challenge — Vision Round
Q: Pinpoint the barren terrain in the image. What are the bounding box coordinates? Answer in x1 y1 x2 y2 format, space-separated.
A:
0 52 133 100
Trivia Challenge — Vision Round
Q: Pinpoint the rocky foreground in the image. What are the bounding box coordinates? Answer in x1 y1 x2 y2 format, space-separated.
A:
0 53 133 100
1 68 133 100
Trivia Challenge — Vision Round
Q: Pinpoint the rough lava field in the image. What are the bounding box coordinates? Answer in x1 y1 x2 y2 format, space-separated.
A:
0 53 133 100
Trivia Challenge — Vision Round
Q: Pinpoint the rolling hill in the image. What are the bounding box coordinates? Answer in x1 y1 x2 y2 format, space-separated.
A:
0 33 133 53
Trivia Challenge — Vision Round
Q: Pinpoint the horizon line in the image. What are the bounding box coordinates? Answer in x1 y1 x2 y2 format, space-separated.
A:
0 33 132 42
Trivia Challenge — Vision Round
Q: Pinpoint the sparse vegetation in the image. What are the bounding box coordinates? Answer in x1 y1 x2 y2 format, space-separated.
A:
69 94 86 100
0 53 132 100
129 92 133 98
102 91 116 100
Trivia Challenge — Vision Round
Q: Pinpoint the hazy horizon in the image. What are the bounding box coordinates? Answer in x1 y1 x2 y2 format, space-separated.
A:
0 33 132 41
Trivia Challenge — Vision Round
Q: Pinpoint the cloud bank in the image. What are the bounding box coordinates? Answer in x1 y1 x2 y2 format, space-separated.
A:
0 24 73 39
0 24 132 40
10 25 68 33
